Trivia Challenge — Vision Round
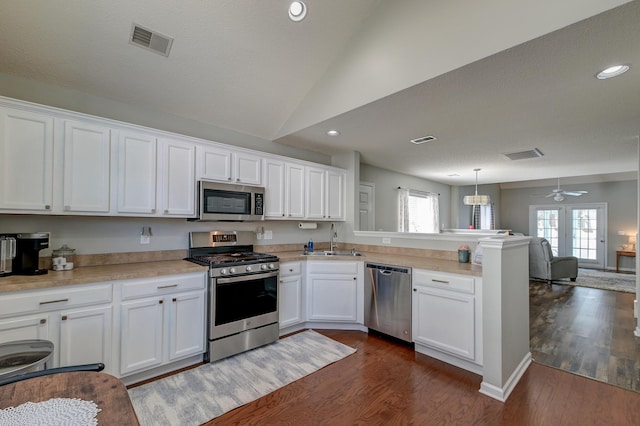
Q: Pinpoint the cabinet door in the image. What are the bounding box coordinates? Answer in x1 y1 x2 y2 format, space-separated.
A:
117 131 157 214
167 291 205 361
305 167 326 219
158 138 196 216
279 274 302 328
58 305 113 373
234 152 262 185
0 108 54 211
307 274 357 322
197 145 232 182
263 158 285 218
120 297 164 375
412 285 475 360
326 169 345 221
0 315 49 344
62 120 111 213
286 163 305 218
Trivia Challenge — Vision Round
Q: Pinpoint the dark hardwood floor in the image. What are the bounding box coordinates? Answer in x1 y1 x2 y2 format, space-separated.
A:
205 330 640 425
529 280 640 392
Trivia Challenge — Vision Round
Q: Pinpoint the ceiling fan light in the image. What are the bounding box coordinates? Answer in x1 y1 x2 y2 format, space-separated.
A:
463 195 491 205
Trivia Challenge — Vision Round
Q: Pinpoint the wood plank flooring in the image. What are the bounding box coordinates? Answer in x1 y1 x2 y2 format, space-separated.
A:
529 280 640 392
205 330 640 425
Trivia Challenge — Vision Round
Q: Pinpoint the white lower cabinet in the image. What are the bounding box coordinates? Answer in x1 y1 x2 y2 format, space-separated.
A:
412 269 482 370
57 305 112 371
0 283 114 374
118 272 206 377
279 261 304 328
306 261 360 322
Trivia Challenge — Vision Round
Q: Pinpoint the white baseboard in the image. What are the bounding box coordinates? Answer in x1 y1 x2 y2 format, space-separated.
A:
479 352 532 402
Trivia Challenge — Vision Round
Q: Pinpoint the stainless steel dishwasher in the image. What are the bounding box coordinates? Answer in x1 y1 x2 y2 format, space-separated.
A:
364 262 412 342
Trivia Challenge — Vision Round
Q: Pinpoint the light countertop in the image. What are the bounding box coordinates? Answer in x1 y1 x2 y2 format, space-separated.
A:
0 250 481 294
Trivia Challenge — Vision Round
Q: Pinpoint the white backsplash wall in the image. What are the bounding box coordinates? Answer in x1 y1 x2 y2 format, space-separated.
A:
0 215 336 257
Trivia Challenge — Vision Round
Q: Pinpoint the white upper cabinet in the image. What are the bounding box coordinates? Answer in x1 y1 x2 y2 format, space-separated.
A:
0 107 54 212
286 163 306 219
263 158 306 219
305 166 346 221
157 137 196 217
305 166 326 219
263 158 285 218
117 131 158 214
197 145 232 182
326 169 345 221
197 145 262 186
62 120 112 213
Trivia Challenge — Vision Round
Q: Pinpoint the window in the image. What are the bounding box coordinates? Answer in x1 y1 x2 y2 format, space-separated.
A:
398 188 439 233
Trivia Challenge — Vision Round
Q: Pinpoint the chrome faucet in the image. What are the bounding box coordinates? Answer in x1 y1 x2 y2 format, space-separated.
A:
330 223 338 252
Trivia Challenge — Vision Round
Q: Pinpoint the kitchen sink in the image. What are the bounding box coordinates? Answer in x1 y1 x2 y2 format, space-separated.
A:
303 250 364 257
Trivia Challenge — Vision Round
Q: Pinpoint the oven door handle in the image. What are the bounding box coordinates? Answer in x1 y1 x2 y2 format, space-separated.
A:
216 271 279 284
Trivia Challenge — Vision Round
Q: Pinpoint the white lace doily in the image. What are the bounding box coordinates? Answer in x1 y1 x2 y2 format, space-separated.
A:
0 397 101 425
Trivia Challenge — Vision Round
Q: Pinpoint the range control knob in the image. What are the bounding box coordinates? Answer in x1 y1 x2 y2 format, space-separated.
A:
245 265 253 272
229 267 236 274
268 263 276 270
220 268 228 276
260 264 268 270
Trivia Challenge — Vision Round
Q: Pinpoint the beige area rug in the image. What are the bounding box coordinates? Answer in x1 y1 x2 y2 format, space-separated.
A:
128 330 356 425
535 268 636 293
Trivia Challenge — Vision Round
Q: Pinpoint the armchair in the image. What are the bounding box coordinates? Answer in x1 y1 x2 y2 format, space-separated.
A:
529 237 578 285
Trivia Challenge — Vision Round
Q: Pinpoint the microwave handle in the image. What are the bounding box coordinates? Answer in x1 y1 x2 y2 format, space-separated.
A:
8 237 16 259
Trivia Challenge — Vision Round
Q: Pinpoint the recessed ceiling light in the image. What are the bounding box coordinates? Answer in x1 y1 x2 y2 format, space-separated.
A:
289 1 307 22
327 130 340 136
596 64 630 79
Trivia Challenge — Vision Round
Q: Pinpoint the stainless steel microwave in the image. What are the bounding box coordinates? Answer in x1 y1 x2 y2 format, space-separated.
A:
194 181 264 221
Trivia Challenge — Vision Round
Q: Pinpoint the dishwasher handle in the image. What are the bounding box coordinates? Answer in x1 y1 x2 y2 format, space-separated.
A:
365 262 411 274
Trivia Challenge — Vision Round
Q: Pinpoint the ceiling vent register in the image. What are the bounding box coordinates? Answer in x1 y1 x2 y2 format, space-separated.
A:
502 148 544 161
410 135 437 145
130 24 174 57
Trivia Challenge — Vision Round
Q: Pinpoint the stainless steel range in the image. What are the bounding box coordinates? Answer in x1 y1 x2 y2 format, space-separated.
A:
188 231 279 362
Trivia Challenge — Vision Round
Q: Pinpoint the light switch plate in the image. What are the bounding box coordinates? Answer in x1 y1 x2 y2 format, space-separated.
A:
140 235 150 244
382 237 391 244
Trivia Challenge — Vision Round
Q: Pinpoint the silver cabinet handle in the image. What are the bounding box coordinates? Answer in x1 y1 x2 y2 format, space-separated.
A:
157 284 178 289
40 298 69 305
432 279 450 284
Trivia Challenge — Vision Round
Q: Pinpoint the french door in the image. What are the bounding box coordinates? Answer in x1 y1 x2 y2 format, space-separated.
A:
529 203 607 268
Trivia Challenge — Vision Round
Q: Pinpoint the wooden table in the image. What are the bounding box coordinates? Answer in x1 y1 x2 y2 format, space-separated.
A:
616 250 636 272
0 371 139 425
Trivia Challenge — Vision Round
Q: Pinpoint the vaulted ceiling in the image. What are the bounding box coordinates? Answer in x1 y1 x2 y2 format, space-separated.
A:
1 0 637 185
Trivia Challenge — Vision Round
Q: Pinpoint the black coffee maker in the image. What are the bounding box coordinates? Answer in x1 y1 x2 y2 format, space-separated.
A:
12 232 50 275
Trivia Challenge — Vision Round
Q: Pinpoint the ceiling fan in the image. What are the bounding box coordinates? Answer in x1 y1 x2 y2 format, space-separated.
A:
546 178 588 201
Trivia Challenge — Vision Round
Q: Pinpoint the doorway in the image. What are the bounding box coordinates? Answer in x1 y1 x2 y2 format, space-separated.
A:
529 203 607 269
359 182 375 231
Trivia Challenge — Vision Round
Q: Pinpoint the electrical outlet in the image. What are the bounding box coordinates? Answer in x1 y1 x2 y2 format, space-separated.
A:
264 230 273 240
382 237 391 244
140 235 150 245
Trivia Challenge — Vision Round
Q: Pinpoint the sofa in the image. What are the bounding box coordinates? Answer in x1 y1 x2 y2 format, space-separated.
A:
529 237 578 284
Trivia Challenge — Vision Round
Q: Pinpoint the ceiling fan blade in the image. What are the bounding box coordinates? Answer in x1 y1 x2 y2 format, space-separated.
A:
545 193 555 197
563 191 587 196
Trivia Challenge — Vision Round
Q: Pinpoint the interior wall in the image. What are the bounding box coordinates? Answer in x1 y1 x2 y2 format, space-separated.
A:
359 163 451 232
500 179 637 270
0 215 335 257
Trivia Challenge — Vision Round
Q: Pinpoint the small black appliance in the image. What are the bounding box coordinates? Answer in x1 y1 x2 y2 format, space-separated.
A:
12 232 50 275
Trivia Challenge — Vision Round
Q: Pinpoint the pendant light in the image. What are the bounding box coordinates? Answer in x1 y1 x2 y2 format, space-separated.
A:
463 168 491 205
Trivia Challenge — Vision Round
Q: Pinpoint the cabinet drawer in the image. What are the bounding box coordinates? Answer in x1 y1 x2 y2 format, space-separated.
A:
306 261 358 275
121 273 205 300
413 270 475 294
280 262 301 276
0 284 112 318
